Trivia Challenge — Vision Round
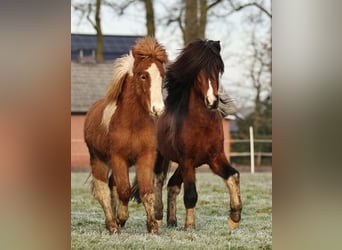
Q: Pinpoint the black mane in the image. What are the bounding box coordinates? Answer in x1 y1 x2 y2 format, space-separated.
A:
165 39 224 133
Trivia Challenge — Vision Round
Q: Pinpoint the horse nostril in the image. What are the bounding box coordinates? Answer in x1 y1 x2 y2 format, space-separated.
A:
205 97 219 110
151 105 165 117
213 99 218 109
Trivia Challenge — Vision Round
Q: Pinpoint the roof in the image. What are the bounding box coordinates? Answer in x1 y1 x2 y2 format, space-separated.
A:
71 34 142 61
71 62 114 113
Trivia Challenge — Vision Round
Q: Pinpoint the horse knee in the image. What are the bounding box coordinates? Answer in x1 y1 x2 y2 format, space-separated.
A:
116 184 131 205
184 183 198 208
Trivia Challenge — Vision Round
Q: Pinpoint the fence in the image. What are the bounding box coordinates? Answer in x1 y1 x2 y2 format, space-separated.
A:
230 126 272 173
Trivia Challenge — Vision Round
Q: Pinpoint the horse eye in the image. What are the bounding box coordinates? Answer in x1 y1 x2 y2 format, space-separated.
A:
140 74 147 80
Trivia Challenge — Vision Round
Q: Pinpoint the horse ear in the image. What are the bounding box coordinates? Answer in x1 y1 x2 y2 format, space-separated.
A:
131 47 138 59
213 41 221 52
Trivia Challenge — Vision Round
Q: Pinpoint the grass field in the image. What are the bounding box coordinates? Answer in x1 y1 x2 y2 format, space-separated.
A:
71 171 272 249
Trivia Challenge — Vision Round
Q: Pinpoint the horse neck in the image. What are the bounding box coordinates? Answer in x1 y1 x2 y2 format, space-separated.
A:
117 78 150 121
188 87 219 122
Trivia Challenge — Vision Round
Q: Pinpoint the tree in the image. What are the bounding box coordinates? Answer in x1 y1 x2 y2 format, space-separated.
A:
91 0 104 62
72 0 104 62
72 0 156 62
100 0 156 37
167 0 222 45
242 4 271 136
144 0 156 37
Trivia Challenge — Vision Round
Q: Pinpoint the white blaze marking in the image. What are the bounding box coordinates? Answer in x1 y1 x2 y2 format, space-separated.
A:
101 101 117 132
146 63 164 114
207 79 216 105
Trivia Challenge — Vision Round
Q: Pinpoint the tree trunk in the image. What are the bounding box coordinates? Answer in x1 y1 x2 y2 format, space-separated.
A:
184 0 198 44
198 0 207 39
95 0 104 63
144 0 155 37
184 0 207 45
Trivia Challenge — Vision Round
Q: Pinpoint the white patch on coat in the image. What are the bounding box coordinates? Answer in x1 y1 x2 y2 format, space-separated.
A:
91 176 115 222
101 101 117 132
146 63 164 114
207 79 216 105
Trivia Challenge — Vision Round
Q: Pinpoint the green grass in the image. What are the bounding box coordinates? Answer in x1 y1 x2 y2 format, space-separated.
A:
71 171 272 249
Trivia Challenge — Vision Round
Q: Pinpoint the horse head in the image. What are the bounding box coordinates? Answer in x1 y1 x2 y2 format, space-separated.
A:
131 37 168 116
196 70 220 110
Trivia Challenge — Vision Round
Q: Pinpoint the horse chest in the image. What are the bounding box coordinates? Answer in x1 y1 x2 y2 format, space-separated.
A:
178 118 222 161
110 121 154 154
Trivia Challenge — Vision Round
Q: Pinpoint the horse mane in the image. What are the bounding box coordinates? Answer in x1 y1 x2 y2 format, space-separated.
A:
132 37 168 64
104 37 167 103
165 39 225 134
104 53 134 103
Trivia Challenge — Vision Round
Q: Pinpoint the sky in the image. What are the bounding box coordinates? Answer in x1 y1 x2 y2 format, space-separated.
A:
71 0 271 109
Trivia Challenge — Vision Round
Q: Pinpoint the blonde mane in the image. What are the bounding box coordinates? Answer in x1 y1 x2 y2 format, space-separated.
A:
104 53 134 103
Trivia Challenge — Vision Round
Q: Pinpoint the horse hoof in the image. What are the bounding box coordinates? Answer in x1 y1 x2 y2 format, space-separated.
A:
185 223 195 230
108 227 119 235
167 220 177 227
106 221 119 234
147 222 158 235
107 224 119 235
156 220 162 227
149 228 159 235
228 217 240 229
119 221 126 228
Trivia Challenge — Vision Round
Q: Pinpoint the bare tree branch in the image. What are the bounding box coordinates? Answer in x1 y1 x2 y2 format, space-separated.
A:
86 3 97 29
207 0 223 10
166 6 185 38
103 0 136 15
228 0 272 18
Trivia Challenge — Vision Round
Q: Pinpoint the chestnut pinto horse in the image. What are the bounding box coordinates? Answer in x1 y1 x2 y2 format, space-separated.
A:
84 37 168 234
133 39 242 230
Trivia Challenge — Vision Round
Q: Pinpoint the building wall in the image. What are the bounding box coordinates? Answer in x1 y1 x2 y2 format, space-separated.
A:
71 115 89 167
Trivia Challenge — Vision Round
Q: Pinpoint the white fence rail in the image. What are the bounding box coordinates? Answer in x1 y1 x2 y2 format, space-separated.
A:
230 126 272 173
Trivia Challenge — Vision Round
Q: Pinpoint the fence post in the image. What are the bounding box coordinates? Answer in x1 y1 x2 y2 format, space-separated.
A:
249 126 255 174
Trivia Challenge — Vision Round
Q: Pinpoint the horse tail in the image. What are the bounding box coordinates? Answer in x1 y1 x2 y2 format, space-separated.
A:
130 156 171 203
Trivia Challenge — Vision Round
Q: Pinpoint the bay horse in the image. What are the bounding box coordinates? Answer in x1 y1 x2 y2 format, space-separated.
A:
132 39 242 230
84 37 168 234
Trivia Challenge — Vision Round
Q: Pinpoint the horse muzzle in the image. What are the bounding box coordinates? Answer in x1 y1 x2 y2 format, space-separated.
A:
205 96 219 110
150 104 165 117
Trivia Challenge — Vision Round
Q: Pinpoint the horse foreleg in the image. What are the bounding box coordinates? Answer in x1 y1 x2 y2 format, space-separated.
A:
91 158 118 234
136 153 158 234
209 153 242 229
167 166 182 227
153 152 170 226
108 173 118 220
182 164 197 230
111 155 130 230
